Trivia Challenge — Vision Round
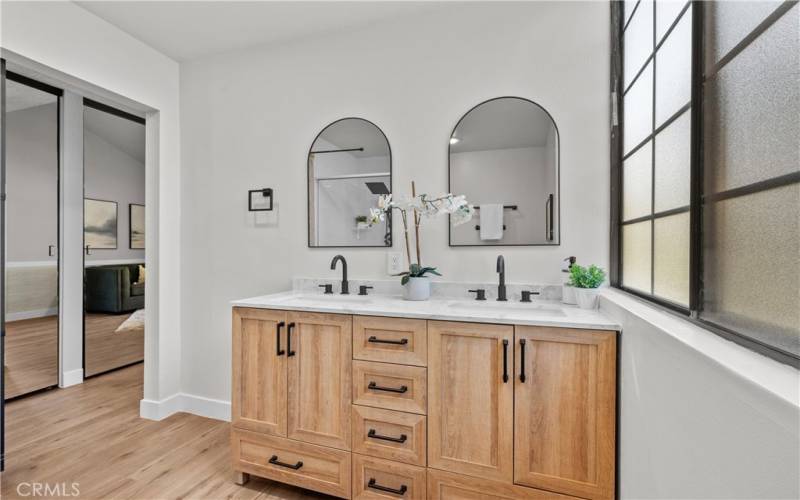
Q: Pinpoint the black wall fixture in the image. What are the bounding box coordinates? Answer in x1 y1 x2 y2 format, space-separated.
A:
248 188 273 211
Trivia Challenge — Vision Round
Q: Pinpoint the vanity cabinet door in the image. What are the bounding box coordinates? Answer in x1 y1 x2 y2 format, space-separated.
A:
427 320 514 483
231 307 288 436
513 326 616 500
287 311 353 451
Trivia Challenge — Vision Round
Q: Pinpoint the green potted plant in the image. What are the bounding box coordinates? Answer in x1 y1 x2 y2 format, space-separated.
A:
568 264 606 309
370 181 473 300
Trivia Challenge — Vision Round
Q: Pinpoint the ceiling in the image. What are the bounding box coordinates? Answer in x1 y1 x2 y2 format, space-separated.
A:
450 98 557 153
75 1 443 62
85 107 146 163
313 118 389 158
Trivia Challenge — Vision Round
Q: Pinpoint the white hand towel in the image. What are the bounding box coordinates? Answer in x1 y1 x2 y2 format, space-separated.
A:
480 204 504 241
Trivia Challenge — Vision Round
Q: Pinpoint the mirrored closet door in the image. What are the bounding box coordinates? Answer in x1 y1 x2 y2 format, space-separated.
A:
83 100 145 377
3 72 61 399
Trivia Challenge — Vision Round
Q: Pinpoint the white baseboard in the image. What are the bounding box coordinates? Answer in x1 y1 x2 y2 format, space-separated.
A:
181 393 231 421
60 368 84 388
139 393 230 422
7 307 59 322
140 393 183 421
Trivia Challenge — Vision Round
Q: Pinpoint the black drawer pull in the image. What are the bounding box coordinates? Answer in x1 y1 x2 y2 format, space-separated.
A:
519 338 527 383
368 336 408 345
286 322 296 357
368 429 408 443
368 381 408 394
268 455 303 470
276 321 286 356
502 339 509 383
368 478 407 496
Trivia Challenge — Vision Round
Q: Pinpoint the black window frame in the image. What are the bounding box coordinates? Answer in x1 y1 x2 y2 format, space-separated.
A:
610 0 800 368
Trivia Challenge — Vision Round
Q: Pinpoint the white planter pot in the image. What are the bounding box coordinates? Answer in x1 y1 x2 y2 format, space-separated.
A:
574 287 599 310
403 277 431 301
562 284 577 305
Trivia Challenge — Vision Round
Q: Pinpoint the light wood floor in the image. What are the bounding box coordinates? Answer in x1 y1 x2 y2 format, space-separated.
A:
1 363 334 499
84 312 144 377
3 315 58 399
4 312 144 399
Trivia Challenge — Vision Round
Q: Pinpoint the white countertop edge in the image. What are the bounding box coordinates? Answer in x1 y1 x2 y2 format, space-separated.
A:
231 291 620 331
599 288 799 408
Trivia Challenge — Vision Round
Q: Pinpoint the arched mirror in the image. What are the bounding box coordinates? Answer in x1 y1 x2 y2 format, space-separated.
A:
449 97 559 246
308 118 392 247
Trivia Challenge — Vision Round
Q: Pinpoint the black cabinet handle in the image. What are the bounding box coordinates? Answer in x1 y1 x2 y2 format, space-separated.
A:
367 429 407 443
268 455 303 470
286 323 296 357
502 339 509 383
368 381 407 393
368 336 408 345
519 339 526 383
276 321 286 356
368 478 407 496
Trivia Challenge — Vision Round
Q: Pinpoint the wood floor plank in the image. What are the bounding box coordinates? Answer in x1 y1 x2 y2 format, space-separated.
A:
0 364 335 499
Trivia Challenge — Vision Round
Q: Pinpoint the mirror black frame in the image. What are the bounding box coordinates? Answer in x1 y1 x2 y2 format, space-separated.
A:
448 96 561 247
307 117 393 248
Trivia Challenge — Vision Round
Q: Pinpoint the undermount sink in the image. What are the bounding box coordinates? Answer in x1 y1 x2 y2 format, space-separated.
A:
446 300 565 316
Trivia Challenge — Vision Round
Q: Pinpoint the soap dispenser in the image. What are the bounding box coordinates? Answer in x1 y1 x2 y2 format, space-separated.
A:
562 256 578 305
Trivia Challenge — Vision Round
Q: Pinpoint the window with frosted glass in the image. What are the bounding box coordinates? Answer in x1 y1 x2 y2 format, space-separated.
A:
701 2 799 359
613 0 800 366
619 0 692 306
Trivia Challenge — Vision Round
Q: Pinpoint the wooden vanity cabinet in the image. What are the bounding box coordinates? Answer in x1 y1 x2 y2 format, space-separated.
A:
232 308 617 500
427 320 515 482
231 308 288 436
513 326 616 500
287 311 353 451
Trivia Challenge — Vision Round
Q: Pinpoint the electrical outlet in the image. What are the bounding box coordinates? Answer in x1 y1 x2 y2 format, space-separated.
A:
387 252 403 275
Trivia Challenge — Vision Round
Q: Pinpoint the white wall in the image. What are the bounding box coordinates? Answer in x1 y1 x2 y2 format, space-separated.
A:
1 1 182 407
180 2 610 403
84 130 145 262
600 290 800 500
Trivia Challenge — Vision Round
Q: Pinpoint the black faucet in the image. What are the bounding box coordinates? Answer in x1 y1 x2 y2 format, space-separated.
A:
330 255 349 294
496 255 507 302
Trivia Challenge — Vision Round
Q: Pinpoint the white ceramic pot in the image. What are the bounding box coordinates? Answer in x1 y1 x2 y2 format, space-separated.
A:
574 287 599 310
403 277 431 301
562 284 577 305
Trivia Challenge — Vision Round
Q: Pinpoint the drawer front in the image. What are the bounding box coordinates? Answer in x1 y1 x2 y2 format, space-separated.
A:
352 405 426 466
353 360 427 414
353 316 427 366
427 469 582 500
231 428 351 498
353 454 426 499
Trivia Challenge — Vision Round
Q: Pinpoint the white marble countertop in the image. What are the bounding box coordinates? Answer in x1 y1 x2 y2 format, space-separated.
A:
232 290 619 331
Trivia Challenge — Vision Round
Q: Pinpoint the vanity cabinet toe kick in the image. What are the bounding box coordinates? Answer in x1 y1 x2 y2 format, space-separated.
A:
231 307 617 500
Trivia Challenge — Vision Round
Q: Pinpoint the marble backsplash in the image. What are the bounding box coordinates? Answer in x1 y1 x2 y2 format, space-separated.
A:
292 277 563 302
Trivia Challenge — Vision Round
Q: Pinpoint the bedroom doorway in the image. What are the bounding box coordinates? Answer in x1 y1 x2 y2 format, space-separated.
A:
82 100 145 378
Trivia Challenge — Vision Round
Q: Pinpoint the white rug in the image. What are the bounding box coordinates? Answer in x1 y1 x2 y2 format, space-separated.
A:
116 309 145 333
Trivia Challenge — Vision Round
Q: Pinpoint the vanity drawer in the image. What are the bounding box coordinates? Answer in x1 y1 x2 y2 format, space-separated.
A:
231 428 351 499
353 360 427 414
353 316 427 367
427 469 582 500
353 454 426 499
352 405 426 466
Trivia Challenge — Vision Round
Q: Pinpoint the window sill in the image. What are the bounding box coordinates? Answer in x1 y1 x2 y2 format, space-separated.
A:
600 288 799 408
